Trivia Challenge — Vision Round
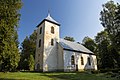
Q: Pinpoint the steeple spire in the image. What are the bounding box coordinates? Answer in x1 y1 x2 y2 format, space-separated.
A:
37 11 60 27
48 10 50 16
45 11 60 26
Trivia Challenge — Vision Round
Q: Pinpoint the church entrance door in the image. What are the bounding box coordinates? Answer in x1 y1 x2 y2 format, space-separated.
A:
76 64 78 71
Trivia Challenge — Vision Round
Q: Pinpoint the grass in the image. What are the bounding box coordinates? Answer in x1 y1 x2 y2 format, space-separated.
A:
0 72 119 80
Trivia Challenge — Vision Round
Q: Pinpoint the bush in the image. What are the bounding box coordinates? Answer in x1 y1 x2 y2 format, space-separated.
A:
91 70 100 74
100 68 120 73
118 71 120 74
105 71 113 75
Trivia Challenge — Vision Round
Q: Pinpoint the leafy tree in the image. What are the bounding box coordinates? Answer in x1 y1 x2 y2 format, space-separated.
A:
95 31 115 69
0 0 22 71
100 1 120 53
100 0 120 68
64 36 75 42
82 36 97 52
114 4 120 54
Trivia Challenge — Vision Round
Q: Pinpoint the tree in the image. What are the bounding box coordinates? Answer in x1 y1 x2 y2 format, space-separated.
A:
18 36 29 70
95 31 115 69
100 1 120 53
114 4 120 53
0 0 22 71
64 36 75 42
21 30 37 58
28 55 34 71
100 0 120 68
82 36 97 52
19 30 37 70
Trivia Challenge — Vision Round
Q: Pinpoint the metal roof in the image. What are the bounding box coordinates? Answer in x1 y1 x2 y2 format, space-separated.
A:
45 13 60 26
59 39 94 54
45 13 59 24
37 13 60 27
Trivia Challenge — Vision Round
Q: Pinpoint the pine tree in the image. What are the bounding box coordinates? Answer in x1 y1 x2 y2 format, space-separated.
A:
19 30 37 70
0 0 22 71
28 55 34 71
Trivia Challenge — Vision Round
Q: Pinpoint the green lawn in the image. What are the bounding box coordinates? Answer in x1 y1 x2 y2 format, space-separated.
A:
0 72 119 80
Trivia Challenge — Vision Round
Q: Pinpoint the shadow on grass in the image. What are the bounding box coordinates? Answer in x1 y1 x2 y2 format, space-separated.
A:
41 72 118 80
42 72 82 80
20 71 41 73
0 78 27 80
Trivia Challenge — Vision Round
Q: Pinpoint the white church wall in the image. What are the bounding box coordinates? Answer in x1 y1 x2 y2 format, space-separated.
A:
63 50 97 71
35 22 45 71
43 21 59 71
57 44 64 71
78 53 97 70
63 50 76 71
74 52 81 71
92 55 97 70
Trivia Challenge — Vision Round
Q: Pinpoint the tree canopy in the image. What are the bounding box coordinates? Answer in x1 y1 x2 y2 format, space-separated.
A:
100 0 120 54
64 36 75 42
82 36 97 52
96 0 120 69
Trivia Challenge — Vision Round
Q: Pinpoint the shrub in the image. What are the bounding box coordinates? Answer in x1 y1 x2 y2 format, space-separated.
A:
91 70 100 74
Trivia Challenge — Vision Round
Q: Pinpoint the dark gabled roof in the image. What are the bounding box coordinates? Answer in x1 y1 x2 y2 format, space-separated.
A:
37 13 60 27
59 39 94 55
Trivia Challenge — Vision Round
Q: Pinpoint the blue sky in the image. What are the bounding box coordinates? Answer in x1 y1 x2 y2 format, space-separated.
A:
18 0 119 44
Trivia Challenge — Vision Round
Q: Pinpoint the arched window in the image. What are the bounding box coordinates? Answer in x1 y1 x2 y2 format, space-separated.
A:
51 39 54 46
39 27 42 34
71 55 75 65
51 26 54 34
88 57 91 65
81 56 84 65
39 39 41 47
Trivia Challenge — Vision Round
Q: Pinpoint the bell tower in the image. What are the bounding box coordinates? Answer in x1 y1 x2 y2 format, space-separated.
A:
35 13 60 72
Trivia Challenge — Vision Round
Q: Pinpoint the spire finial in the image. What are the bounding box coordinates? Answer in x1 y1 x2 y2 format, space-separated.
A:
48 10 50 17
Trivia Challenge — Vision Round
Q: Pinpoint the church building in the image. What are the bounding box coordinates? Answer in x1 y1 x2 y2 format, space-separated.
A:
35 13 97 72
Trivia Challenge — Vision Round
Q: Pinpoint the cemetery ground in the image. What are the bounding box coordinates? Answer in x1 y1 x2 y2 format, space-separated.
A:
0 71 119 80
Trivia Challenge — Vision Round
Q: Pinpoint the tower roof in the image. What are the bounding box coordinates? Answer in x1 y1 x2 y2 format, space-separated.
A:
45 13 60 25
37 13 60 27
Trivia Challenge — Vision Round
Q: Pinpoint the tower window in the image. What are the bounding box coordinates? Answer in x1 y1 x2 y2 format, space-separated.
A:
81 56 84 65
51 39 54 46
40 27 42 34
88 57 91 65
71 55 75 65
39 39 41 47
38 54 40 57
51 26 54 34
